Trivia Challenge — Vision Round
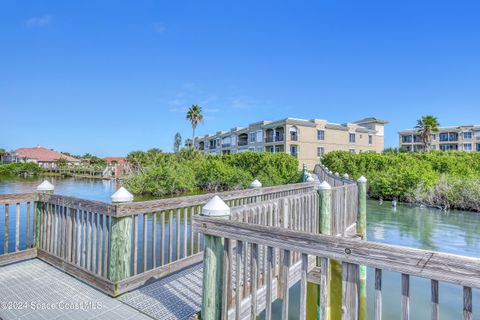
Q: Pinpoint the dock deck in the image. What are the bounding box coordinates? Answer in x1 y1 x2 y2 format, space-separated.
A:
0 259 202 320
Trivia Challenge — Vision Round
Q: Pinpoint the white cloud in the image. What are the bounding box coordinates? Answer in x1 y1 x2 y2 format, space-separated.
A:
153 23 166 33
25 15 52 28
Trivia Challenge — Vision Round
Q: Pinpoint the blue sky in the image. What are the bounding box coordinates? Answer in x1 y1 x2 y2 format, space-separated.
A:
1 0 479 156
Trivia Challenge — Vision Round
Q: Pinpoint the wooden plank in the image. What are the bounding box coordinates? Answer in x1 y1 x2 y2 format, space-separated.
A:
402 274 410 320
221 238 231 320
26 202 31 248
265 246 273 320
161 211 165 266
115 252 203 295
133 214 138 275
81 210 87 268
152 212 157 268
463 286 472 320
431 279 438 320
37 193 115 216
176 209 180 260
342 262 359 320
15 203 20 252
375 268 382 320
320 257 329 320
251 243 259 319
299 253 308 320
4 204 9 254
0 193 35 204
87 211 92 270
183 207 187 259
92 212 97 273
97 212 103 276
281 250 291 320
67 208 73 263
103 215 110 277
169 210 173 263
143 213 148 272
193 217 480 288
235 240 243 320
0 248 37 266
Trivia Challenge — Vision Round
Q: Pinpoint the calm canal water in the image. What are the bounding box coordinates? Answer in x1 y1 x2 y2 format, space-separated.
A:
1 176 479 319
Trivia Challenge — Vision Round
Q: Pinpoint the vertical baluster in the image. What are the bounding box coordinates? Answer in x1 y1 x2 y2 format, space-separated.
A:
54 205 59 255
222 238 231 320
169 209 173 263
190 207 194 256
4 204 9 254
431 279 439 320
152 212 157 268
103 215 110 277
82 210 87 268
299 253 308 320
375 268 382 320
133 214 138 275
463 286 472 320
87 211 92 270
319 257 329 320
402 274 410 320
97 212 103 276
265 246 273 320
281 250 291 320
26 202 31 248
161 211 165 266
250 243 259 319
15 203 20 252
235 240 243 320
143 213 148 272
67 208 73 263
342 262 359 320
60 206 65 258
92 212 97 273
183 207 187 258
176 208 181 260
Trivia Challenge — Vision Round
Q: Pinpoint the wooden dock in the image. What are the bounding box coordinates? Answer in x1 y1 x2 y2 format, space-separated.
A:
0 164 478 319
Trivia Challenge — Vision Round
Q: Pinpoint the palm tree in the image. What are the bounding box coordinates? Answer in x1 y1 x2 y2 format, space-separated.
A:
415 115 440 151
186 104 203 149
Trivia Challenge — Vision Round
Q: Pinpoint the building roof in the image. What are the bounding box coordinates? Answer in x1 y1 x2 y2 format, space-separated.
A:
104 157 127 164
13 146 80 163
352 117 389 125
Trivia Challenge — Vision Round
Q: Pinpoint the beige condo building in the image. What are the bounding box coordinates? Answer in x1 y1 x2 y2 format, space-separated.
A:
196 117 388 169
399 125 480 152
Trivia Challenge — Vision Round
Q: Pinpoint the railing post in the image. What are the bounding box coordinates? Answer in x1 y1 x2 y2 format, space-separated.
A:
109 187 134 288
201 196 231 320
357 176 368 320
35 180 54 248
249 179 262 203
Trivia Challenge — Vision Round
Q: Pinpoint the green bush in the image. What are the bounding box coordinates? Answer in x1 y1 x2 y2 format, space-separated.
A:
0 163 43 176
124 150 300 196
321 151 480 211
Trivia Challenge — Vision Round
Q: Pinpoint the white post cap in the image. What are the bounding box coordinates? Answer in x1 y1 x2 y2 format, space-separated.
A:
334 172 339 177
343 173 350 179
249 179 262 188
306 175 315 182
357 176 367 183
328 171 333 175
202 196 231 217
36 180 54 192
111 187 134 203
318 181 331 190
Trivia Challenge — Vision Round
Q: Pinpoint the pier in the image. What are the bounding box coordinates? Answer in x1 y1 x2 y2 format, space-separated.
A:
0 164 478 319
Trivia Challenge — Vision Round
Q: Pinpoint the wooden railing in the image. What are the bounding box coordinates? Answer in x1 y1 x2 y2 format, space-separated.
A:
194 216 480 320
0 182 315 296
314 163 355 186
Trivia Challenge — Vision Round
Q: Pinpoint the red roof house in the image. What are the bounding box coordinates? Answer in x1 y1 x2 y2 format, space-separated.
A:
10 145 80 168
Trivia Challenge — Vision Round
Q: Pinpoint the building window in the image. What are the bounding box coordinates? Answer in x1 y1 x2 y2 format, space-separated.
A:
464 143 472 151
440 144 458 151
432 134 436 141
402 135 412 143
349 149 356 154
477 144 480 152
317 147 324 157
464 132 473 140
349 133 356 143
440 132 459 142
290 127 298 141
290 145 298 156
476 131 480 139
249 132 257 142
317 130 325 141
368 135 373 145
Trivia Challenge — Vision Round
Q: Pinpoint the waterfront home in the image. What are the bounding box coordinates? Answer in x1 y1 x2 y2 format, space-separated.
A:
196 117 388 169
2 145 80 169
399 124 480 152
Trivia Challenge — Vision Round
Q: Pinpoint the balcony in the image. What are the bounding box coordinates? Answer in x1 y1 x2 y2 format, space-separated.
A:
238 140 248 146
221 143 231 148
290 134 298 141
265 134 284 143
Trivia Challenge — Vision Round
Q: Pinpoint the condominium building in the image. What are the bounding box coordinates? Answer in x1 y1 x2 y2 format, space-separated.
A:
196 117 388 169
398 125 480 152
